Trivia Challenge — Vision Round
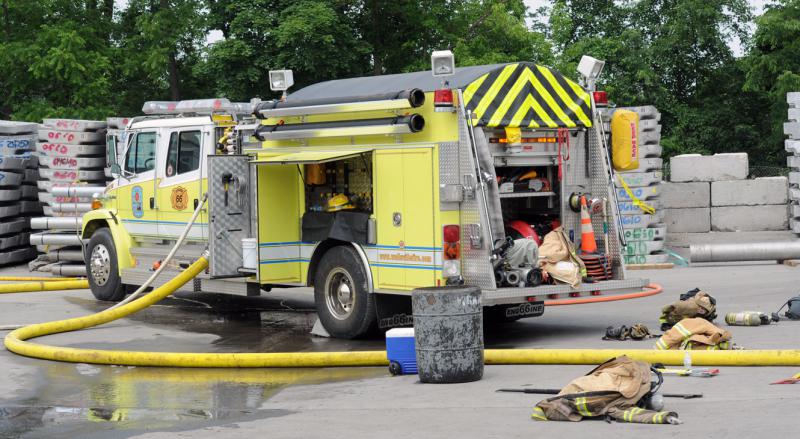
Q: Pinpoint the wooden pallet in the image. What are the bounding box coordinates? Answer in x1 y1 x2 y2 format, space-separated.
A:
625 263 674 270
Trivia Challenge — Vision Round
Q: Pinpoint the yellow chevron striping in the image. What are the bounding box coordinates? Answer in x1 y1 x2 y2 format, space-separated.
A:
463 73 489 106
473 64 518 122
536 65 592 126
525 70 577 127
487 67 532 126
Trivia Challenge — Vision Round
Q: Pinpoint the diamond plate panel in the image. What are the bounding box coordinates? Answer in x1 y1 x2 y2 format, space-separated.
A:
457 100 496 289
438 141 460 211
208 155 252 277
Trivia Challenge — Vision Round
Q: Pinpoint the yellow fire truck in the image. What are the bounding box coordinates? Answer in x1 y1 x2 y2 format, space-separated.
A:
81 55 654 338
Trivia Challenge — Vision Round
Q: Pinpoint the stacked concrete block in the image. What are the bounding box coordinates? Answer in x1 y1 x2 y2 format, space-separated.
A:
612 106 668 265
662 181 711 233
786 92 800 234
667 152 789 232
30 119 110 276
0 121 39 265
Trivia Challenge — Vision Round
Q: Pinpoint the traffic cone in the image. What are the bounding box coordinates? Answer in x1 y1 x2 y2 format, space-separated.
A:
579 195 598 253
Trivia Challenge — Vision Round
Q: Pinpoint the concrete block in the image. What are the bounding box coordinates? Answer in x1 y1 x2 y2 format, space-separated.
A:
615 171 662 188
786 139 800 154
617 157 662 172
711 205 789 232
784 122 800 139
670 153 748 182
615 183 659 201
711 177 788 206
639 130 660 145
791 187 800 200
790 203 800 218
792 218 800 234
790 172 800 186
661 182 710 208
788 92 800 107
789 155 800 170
789 108 800 122
622 105 661 121
639 119 661 132
640 143 662 158
663 208 710 233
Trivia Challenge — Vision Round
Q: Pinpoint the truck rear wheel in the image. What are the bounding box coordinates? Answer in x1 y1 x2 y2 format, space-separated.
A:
85 228 126 302
314 246 376 339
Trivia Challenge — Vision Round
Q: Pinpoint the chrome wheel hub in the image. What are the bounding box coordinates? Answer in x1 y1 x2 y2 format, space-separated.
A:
325 268 355 320
89 244 111 286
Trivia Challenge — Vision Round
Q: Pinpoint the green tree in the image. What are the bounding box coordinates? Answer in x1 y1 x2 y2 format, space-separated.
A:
745 0 800 165
0 1 117 120
119 0 209 102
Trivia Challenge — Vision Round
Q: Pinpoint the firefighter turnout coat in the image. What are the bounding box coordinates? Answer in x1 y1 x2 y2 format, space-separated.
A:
532 356 677 424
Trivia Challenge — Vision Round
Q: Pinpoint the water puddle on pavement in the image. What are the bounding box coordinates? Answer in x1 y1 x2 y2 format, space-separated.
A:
0 363 384 438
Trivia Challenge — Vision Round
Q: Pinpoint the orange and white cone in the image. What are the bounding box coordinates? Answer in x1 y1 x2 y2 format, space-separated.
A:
580 196 598 253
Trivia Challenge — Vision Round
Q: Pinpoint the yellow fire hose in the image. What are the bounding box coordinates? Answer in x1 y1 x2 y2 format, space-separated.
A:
0 279 89 294
4 252 800 368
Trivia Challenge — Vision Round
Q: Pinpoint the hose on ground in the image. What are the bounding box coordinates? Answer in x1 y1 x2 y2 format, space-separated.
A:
0 279 89 294
0 277 82 282
107 193 208 311
5 257 800 367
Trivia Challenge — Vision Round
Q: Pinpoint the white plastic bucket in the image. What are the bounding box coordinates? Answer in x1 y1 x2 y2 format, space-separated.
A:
242 238 258 270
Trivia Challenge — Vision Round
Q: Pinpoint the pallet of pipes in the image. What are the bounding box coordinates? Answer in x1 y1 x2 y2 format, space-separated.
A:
609 106 669 265
786 92 800 235
29 118 109 277
0 121 39 265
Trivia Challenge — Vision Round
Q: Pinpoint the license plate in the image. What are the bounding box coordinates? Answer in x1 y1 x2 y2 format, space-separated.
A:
504 301 544 319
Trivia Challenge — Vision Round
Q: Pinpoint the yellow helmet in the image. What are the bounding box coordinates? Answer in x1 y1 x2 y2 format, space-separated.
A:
518 170 538 181
327 194 355 212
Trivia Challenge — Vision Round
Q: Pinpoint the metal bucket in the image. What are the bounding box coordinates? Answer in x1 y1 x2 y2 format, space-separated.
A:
411 285 483 383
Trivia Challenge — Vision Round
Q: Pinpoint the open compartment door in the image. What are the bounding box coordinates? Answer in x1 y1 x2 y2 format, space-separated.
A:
253 148 374 285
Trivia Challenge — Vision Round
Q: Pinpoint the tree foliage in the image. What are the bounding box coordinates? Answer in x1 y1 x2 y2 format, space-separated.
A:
0 0 795 166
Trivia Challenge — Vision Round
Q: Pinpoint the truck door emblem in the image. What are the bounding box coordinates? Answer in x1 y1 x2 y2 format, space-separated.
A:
132 186 144 218
171 186 189 211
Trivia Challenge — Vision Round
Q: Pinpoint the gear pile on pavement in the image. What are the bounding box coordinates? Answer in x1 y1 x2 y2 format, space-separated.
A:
609 106 668 265
0 121 40 266
29 119 110 277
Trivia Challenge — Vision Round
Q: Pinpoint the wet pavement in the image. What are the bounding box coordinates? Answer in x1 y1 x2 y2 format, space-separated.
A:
1 262 799 438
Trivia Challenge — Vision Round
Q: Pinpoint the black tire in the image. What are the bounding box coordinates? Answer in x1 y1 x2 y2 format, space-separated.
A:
313 245 376 339
85 228 126 302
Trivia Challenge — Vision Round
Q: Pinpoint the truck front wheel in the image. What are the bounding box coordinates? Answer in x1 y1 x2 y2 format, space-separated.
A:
313 246 376 339
85 228 126 302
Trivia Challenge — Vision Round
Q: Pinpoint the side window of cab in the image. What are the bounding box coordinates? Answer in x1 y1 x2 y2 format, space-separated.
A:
124 132 157 174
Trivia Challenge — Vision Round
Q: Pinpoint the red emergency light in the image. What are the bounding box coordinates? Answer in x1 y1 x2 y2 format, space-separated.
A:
593 91 608 106
434 89 454 112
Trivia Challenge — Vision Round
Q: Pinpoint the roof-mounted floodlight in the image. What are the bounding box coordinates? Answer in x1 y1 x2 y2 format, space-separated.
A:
577 55 605 92
431 50 455 77
269 70 294 92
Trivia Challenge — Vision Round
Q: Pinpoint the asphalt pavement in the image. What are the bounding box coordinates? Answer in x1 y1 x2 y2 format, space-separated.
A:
0 262 798 438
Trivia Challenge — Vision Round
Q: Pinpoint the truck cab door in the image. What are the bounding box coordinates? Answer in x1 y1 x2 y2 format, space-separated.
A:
116 130 159 237
156 127 207 239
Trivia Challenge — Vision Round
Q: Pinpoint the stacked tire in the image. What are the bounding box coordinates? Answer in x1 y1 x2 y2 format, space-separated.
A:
785 92 800 235
30 119 109 277
0 121 39 265
612 106 669 265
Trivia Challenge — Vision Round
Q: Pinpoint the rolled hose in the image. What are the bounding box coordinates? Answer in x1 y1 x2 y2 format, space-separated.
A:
5 261 800 367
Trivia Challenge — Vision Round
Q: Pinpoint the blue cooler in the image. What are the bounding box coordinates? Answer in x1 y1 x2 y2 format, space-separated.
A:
386 327 417 375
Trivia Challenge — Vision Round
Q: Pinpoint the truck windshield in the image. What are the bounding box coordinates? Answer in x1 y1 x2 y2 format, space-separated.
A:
124 132 156 174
